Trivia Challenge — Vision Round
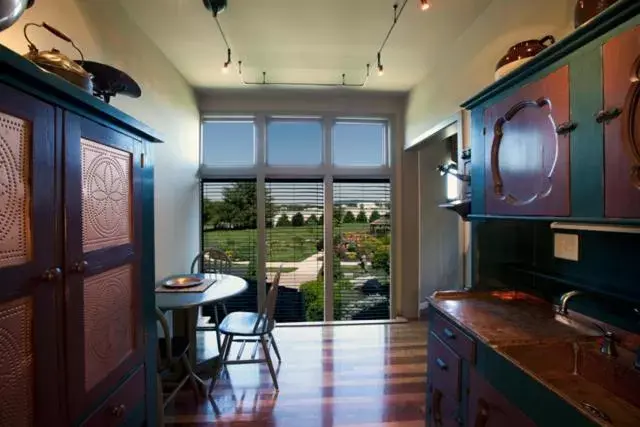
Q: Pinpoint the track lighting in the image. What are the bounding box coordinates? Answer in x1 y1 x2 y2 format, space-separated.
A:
420 0 430 11
222 48 231 73
377 52 384 76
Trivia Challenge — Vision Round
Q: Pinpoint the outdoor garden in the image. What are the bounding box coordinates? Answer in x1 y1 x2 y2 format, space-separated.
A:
202 182 391 322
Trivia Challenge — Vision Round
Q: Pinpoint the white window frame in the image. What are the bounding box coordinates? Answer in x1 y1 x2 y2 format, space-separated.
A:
199 112 394 320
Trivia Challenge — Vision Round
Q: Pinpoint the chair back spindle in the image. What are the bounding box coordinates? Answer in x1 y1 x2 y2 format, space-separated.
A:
190 248 232 274
254 267 281 333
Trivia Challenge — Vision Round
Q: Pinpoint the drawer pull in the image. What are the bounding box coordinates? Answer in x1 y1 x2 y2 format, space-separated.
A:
443 328 456 339
436 357 448 371
111 404 126 418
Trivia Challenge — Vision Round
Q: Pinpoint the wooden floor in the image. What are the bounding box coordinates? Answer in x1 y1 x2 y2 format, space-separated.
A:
164 322 428 426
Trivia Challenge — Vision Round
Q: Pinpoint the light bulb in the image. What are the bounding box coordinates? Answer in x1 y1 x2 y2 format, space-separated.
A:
222 62 230 73
420 0 430 10
377 65 384 76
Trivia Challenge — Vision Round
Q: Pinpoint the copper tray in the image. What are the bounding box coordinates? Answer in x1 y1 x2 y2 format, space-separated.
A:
162 274 204 288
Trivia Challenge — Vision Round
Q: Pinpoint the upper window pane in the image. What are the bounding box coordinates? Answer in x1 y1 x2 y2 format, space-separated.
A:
332 121 387 166
202 121 255 166
267 120 323 166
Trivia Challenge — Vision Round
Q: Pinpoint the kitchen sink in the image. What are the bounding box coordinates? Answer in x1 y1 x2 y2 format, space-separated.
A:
498 339 640 426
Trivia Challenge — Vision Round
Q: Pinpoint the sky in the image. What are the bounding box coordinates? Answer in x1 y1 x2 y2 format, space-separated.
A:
202 120 387 167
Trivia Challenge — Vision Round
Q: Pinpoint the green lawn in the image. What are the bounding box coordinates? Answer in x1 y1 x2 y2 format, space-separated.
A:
203 223 370 263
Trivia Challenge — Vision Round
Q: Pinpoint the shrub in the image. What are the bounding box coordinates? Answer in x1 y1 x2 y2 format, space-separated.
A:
340 295 389 320
300 279 354 321
292 212 305 227
343 211 356 223
306 214 319 226
369 210 381 223
372 249 390 275
347 242 357 252
345 252 358 261
356 210 368 223
276 214 291 227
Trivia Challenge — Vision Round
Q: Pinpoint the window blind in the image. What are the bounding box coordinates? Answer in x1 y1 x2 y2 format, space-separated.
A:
266 179 324 322
333 180 391 321
201 180 259 315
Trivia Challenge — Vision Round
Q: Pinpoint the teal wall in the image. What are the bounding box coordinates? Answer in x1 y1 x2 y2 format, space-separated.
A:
476 220 640 332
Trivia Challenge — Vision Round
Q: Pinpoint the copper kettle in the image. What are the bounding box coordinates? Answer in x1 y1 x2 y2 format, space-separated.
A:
23 22 93 93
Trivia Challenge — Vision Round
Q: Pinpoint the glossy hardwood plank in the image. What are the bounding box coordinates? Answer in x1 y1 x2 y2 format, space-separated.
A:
165 322 428 426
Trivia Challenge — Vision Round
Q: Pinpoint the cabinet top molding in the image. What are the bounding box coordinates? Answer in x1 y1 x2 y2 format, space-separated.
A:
0 44 163 143
461 0 640 110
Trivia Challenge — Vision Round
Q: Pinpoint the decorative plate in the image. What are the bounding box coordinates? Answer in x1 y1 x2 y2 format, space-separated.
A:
162 274 204 288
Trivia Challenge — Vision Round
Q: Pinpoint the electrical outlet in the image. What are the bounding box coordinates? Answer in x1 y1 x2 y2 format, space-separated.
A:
554 233 579 261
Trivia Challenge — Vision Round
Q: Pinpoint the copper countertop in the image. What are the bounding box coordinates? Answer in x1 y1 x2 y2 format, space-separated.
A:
428 290 597 346
428 290 640 427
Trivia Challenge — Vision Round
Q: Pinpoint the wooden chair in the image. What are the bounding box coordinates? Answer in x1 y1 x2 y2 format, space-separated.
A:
209 269 283 394
190 247 232 276
156 308 204 409
191 248 232 351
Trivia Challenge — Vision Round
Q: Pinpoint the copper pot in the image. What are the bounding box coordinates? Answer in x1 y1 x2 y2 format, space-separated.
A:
574 0 618 28
495 36 555 80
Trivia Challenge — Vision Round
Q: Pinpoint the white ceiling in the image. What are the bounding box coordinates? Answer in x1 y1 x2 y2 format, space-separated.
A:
119 0 493 91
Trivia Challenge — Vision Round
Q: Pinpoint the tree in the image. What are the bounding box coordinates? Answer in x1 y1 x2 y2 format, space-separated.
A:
202 199 226 227
369 210 381 223
356 210 368 223
333 206 343 225
205 182 274 230
306 214 319 226
276 214 291 227
292 212 305 227
343 211 355 223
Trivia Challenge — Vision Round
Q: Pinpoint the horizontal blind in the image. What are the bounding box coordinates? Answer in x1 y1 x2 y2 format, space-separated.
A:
266 180 324 322
201 180 259 315
333 180 391 321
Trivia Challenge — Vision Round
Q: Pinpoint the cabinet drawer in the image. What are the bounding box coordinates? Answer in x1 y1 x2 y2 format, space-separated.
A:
428 332 461 400
82 367 145 427
431 312 476 363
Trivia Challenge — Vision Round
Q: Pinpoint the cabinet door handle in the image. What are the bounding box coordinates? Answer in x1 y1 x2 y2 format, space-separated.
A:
436 357 448 371
42 267 62 282
555 121 578 135
72 260 88 273
475 398 490 427
432 388 443 426
595 107 622 124
443 328 456 339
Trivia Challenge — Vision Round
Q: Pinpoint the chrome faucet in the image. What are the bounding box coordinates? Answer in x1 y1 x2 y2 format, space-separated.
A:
593 324 617 358
557 290 583 315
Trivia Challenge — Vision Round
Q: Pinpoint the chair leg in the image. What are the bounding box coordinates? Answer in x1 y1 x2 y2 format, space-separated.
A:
221 302 228 316
209 334 232 396
269 332 282 362
260 335 279 390
213 304 222 353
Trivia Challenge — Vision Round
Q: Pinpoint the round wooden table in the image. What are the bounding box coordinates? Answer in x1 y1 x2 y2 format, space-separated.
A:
155 273 248 375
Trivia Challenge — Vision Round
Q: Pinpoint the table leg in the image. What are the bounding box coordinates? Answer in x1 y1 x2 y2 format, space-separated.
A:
171 307 198 367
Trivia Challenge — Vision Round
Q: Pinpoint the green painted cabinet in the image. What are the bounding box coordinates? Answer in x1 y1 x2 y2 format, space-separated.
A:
0 44 162 426
464 1 640 223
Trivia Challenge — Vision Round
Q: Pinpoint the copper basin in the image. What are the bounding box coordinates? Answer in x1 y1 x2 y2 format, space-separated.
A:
498 339 640 426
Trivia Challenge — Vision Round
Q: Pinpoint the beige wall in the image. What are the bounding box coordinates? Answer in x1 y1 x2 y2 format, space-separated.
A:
405 0 575 148
417 136 462 303
0 0 201 279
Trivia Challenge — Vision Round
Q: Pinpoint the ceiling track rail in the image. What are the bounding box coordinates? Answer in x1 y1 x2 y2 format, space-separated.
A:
210 0 413 88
